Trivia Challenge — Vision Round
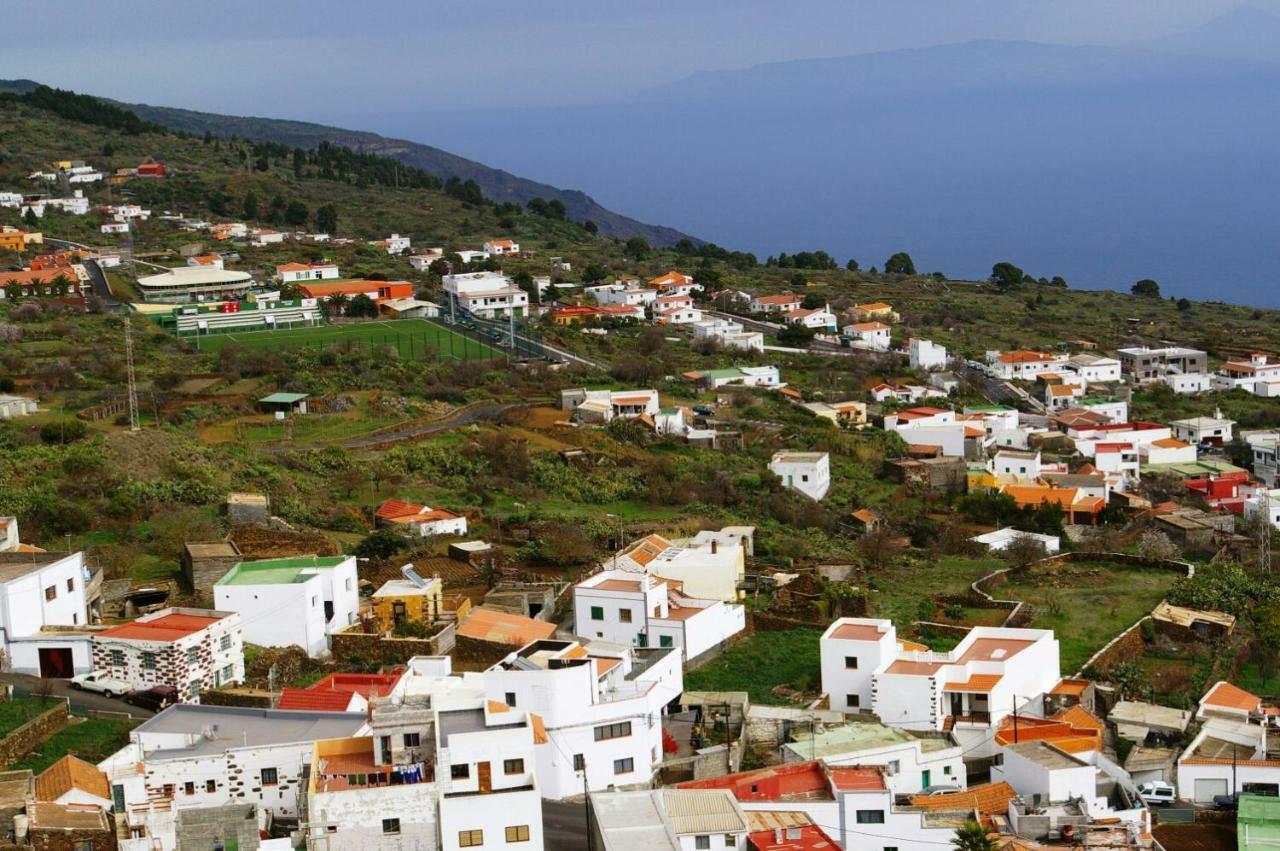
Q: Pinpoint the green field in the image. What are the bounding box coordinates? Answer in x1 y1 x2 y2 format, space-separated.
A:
188 319 505 361
685 629 823 705
6 718 138 773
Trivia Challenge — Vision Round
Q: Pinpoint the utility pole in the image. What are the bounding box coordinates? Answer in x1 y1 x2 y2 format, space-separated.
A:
582 759 593 851
1012 696 1019 744
123 314 140 432
1260 487 1273 574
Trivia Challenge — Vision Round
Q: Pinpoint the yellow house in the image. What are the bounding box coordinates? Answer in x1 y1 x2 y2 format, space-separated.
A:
370 575 448 632
0 227 41 252
967 465 999 492
848 302 900 323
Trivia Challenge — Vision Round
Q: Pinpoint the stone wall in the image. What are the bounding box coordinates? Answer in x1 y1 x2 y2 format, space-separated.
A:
30 821 117 851
450 635 515 673
747 611 825 635
1078 618 1149 677
200 689 273 709
329 623 455 668
0 702 68 768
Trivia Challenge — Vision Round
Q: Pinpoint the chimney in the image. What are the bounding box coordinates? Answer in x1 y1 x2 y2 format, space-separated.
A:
774 828 782 844
711 540 717 555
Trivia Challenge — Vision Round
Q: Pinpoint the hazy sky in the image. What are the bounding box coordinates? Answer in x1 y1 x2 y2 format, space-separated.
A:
8 0 1277 127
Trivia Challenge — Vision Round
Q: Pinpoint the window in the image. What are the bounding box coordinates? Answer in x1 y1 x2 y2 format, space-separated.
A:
206 780 216 792
887 760 900 775
112 785 125 813
595 721 632 741
505 692 517 707
345 577 353 591
44 586 56 601
382 819 400 836
801 475 809 482
141 652 158 670
845 656 858 669
186 648 198 665
846 694 860 708
184 782 195 796
403 732 421 748
695 838 711 850
619 608 633 623
943 766 952 776
659 635 673 648
458 830 483 847
451 764 470 779
724 836 737 847
110 650 124 667
613 758 634 775
220 635 232 651
504 758 524 775
573 754 585 771
221 664 233 682
505 825 530 843
260 768 278 786
311 596 318 607
590 606 604 621
67 577 75 592
855 810 885 824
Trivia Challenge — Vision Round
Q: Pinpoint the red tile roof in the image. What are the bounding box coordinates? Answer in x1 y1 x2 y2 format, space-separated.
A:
749 825 840 851
910 781 1017 816
827 766 885 791
1203 681 1261 712
275 688 359 712
34 756 110 803
457 608 556 646
98 612 225 642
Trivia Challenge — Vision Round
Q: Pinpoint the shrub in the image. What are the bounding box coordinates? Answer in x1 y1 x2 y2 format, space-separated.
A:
40 418 88 444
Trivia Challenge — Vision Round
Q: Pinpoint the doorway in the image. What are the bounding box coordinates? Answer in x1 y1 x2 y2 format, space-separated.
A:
38 647 74 678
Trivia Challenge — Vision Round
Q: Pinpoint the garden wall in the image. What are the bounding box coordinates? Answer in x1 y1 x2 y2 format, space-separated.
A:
0 702 68 768
330 622 456 667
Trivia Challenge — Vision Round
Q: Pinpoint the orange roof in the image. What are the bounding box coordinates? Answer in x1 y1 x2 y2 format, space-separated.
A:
853 302 892 311
1049 678 1090 696
945 674 1002 693
1002 485 1081 510
34 756 110 803
591 578 644 592
831 622 886 641
851 508 879 524
910 781 1017 815
457 608 556 646
1153 437 1191 449
375 498 424 520
1202 681 1261 712
487 239 515 248
275 688 358 712
827 766 885 791
998 350 1056 364
1055 704 1104 733
898 638 929 652
593 657 622 677
98 612 225 642
994 707 1103 753
622 534 671 567
849 322 890 332
754 294 801 304
1048 385 1080 397
649 271 691 287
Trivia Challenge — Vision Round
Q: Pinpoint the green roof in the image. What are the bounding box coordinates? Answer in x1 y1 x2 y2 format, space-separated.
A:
784 722 950 760
700 367 748 379
217 556 347 586
259 392 310 404
1240 795 1280 851
1141 459 1246 477
964 405 1013 413
1079 397 1122 405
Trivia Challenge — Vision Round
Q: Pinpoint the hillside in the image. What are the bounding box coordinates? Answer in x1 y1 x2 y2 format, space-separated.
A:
0 78 697 248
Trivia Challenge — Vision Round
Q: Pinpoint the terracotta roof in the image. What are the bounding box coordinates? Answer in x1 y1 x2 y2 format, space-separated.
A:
1049 678 1089 696
34 756 110 803
898 638 930 652
457 607 555 646
850 508 879 524
830 622 886 641
593 657 622 677
754 294 801 304
98 612 225 642
376 498 425 520
945 673 1002 692
275 688 357 712
849 321 890 332
827 766 885 791
622 534 671 567
997 350 1056 364
853 302 892 311
1202 681 1261 712
1152 438 1191 449
910 781 1017 815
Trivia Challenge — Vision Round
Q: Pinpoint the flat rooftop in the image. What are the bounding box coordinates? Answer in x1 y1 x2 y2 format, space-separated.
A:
1006 740 1086 770
217 556 347 586
136 705 367 760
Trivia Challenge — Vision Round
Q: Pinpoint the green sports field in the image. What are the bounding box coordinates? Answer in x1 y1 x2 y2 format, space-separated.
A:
188 319 505 361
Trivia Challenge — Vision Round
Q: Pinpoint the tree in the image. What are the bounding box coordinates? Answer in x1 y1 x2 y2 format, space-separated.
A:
801 293 825 309
884 252 916 276
624 236 651 260
346 293 378 318
990 261 1025 290
1049 275 1068 288
1131 279 1161 298
242 191 259 220
1177 297 1191 312
547 199 567 220
583 219 598 234
581 264 608 284
315 204 338 235
353 529 410 560
284 200 309 227
23 208 38 227
327 293 350 315
846 258 860 271
951 820 998 851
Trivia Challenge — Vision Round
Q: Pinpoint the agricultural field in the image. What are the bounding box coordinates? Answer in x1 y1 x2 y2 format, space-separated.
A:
186 319 504 361
684 628 824 706
6 718 138 773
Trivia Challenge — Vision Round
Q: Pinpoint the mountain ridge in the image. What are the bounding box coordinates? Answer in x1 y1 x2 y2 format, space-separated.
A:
0 78 697 248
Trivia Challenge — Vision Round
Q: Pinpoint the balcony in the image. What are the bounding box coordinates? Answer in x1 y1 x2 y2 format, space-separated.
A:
944 712 991 729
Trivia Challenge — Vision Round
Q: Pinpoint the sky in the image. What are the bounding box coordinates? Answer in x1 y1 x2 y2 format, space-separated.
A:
8 0 1278 125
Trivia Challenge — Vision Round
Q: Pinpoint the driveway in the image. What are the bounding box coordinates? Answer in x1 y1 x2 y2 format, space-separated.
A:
542 799 589 851
0 673 154 718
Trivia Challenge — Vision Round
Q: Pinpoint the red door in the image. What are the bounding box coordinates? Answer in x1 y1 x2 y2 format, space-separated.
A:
38 648 74 678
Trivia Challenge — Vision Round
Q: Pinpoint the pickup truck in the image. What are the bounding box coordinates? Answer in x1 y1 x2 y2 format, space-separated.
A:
69 671 133 699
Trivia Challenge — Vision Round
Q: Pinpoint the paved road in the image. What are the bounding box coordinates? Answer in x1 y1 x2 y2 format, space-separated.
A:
542 800 590 851
0 673 154 718
80 258 118 309
339 402 522 449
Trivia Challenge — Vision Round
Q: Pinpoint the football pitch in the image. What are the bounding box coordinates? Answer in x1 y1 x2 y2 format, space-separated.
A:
188 319 505 361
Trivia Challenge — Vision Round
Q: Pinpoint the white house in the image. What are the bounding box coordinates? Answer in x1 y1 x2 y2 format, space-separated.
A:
484 638 683 800
0 550 96 677
92 608 245 700
442 271 529 318
820 618 1061 758
1141 437 1197 466
455 250 487 264
769 452 831 501
591 788 749 851
1245 487 1280 531
1245 431 1280 487
655 305 703 325
1064 353 1122 384
407 249 445 271
992 449 1041 483
685 366 783 390
610 529 751 603
574 570 745 663
373 234 412 254
275 262 339 284
782 722 965 795
972 528 1061 554
587 283 659 308
909 339 948 371
1213 353 1280 395
1076 396 1129 423
842 321 891 351
1169 413 1236 447
987 350 1068 380
749 294 802 314
1160 372 1213 395
101 222 129 234
1094 442 1141 484
99 704 368 825
883 407 966 457
374 499 469 538
560 388 661 423
1175 682 1274 803
648 271 696 293
214 556 360 658
482 238 519 256
993 741 1149 834
785 306 837 331
1045 383 1085 411
690 318 765 352
250 229 286 246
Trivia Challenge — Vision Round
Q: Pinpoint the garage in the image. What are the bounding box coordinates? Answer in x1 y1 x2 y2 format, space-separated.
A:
38 647 74 678
1193 778 1228 803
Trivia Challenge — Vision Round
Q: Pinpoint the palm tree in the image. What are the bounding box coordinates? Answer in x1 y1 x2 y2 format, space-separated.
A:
952 820 998 851
328 293 350 316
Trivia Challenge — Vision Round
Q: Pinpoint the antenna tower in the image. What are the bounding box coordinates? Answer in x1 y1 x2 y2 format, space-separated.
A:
124 315 140 432
1261 486 1273 574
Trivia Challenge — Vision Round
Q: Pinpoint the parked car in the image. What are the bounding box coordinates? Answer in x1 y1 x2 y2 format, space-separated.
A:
123 685 179 712
1138 781 1177 807
1213 793 1239 811
923 785 963 796
69 671 133 698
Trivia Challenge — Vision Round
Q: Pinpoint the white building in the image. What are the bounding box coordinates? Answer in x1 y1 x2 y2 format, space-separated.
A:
374 499 469 538
972 528 1061 554
92 608 245 699
1169 413 1236 447
482 238 519 256
1159 372 1213 395
1176 682 1274 803
610 530 750 603
686 365 783 389
749 294 802 314
1245 431 1280 486
0 550 96 677
769 452 831 501
993 741 1148 834
1094 442 1141 484
560 388 661 423
1117 345 1208 381
101 222 129 234
690 318 765 352
782 722 965 795
407 249 445 271
574 570 745 663
375 233 412 254
1213 353 1280 395
909 339 948 371
884 407 966 457
842 321 891 351
1064 353 1122 384
586 283 659 308
99 704 368 824
987 350 1068 381
785 306 837 331
820 618 1061 758
1076 396 1129 423
590 788 749 851
1141 437 1197 466
992 449 1041 482
442 271 529 318
213 556 360 658
276 262 339 284
0 395 38 420
1245 487 1280 531
484 638 683 800
655 305 703 325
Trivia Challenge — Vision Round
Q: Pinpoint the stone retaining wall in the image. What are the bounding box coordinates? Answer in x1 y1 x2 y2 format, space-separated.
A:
0 701 69 768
